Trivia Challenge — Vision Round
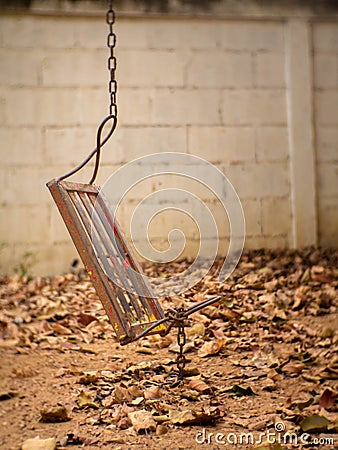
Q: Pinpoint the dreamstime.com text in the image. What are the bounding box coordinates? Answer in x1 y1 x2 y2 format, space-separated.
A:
195 423 335 446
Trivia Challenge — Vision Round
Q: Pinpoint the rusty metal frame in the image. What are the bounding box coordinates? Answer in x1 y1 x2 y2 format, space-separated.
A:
47 178 168 344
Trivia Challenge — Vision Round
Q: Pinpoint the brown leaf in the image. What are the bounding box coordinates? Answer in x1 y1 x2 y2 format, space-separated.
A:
188 377 211 393
128 410 156 433
78 372 99 385
77 313 98 327
144 386 161 400
77 391 99 409
319 388 336 410
300 414 331 433
281 361 305 375
169 407 220 425
198 338 226 358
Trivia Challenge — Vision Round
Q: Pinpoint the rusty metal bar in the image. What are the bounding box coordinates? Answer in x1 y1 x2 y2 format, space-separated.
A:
77 191 144 321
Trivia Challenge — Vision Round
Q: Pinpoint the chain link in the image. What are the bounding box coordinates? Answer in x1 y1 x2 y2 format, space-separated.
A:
106 0 117 117
176 320 187 381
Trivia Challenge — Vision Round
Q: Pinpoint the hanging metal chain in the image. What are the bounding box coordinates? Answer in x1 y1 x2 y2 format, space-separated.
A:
88 0 118 185
176 319 187 381
106 0 117 118
176 307 187 381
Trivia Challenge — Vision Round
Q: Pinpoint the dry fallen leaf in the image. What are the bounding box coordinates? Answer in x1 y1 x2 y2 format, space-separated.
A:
188 377 211 393
300 414 332 433
319 388 336 410
77 391 99 409
169 408 220 425
144 386 161 400
128 410 157 433
198 338 227 358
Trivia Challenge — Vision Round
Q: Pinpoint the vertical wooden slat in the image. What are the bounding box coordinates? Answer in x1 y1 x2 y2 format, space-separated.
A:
46 179 131 341
46 178 168 342
85 193 152 320
94 192 166 320
77 191 143 321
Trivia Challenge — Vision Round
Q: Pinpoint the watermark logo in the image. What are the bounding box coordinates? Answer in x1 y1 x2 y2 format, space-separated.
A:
195 422 335 446
92 152 245 298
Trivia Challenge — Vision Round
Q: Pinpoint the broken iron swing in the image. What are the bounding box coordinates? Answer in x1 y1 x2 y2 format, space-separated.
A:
47 0 222 381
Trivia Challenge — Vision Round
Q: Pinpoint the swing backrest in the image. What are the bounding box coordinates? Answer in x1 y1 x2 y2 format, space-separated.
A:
47 179 167 343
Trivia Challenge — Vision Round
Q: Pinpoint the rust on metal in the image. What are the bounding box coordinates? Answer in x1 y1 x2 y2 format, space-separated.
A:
46 178 168 343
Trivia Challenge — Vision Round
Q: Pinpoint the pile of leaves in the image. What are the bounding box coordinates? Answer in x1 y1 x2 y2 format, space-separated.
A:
0 248 337 449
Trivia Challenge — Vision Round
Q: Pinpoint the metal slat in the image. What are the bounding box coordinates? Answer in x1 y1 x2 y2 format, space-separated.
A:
87 193 155 320
68 190 137 323
94 193 165 321
77 191 144 321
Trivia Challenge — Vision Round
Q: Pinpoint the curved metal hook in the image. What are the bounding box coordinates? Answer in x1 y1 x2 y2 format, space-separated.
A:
57 114 117 183
90 114 117 185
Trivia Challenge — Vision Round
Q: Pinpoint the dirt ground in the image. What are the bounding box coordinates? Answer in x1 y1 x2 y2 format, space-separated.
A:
0 248 337 450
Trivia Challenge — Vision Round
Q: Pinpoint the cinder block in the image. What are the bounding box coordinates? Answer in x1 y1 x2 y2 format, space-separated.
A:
2 16 76 49
188 126 255 163
118 50 185 87
222 89 287 125
244 235 288 249
313 23 338 52
115 20 149 49
187 52 253 88
42 50 107 87
119 126 186 161
4 88 83 126
1 167 63 206
222 162 290 198
151 89 220 125
96 164 126 187
0 243 17 275
105 166 219 207
0 49 41 86
0 128 43 166
241 199 262 236
314 54 338 89
261 197 291 235
49 206 73 244
255 53 285 88
255 126 288 162
318 198 338 247
317 162 338 196
0 95 5 124
316 127 338 162
44 126 124 166
315 91 338 126
0 206 49 244
74 18 109 49
147 20 219 50
118 87 152 126
219 22 284 52
27 243 80 276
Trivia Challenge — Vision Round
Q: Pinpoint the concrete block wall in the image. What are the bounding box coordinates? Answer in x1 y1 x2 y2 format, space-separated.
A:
313 22 338 247
0 6 337 275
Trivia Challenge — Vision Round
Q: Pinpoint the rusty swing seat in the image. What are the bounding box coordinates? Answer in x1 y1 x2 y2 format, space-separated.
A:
47 179 169 344
47 178 221 346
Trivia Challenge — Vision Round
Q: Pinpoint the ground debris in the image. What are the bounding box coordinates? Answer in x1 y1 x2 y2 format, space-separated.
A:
0 248 337 449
